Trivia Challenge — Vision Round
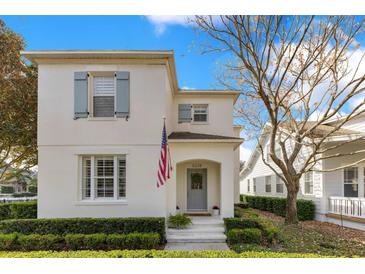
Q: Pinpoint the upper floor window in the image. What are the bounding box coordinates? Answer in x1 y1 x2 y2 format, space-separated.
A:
93 76 116 117
178 104 208 123
344 167 358 197
192 104 208 123
304 171 314 195
81 155 126 200
74 71 130 120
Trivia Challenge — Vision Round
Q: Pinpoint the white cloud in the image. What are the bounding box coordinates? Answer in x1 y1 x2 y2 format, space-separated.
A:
180 86 196 90
145 16 190 36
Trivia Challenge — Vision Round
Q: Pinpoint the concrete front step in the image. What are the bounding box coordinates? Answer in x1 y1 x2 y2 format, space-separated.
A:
166 234 227 243
166 216 226 243
168 226 225 234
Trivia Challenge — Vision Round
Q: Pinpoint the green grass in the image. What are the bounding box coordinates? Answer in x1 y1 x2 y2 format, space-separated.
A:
0 250 334 258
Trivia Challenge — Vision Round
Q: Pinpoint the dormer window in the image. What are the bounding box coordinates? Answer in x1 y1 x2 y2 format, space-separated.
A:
192 104 208 123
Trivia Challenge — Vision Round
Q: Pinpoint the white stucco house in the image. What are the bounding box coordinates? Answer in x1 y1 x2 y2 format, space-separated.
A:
22 50 242 219
240 117 365 230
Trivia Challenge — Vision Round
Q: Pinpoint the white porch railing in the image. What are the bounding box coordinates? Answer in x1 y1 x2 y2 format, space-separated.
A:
328 196 365 219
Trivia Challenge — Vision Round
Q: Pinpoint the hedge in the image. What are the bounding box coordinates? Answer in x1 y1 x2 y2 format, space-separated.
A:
0 217 166 242
0 201 37 220
28 185 37 194
224 217 279 244
0 233 160 251
243 195 315 221
0 186 14 194
0 250 335 258
227 228 262 245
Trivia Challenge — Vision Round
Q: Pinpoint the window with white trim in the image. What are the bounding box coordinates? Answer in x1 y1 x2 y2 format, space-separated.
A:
253 178 257 193
276 175 284 193
81 155 126 200
192 104 208 122
344 167 358 197
247 179 250 192
265 176 271 193
304 171 313 195
93 76 115 117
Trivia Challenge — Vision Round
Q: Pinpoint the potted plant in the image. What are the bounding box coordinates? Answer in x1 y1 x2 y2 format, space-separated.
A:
176 205 180 214
212 205 220 216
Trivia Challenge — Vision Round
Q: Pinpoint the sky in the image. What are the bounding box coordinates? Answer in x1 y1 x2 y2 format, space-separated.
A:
0 15 252 162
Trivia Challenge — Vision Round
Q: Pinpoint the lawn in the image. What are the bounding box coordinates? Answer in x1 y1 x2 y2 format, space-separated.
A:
232 207 365 257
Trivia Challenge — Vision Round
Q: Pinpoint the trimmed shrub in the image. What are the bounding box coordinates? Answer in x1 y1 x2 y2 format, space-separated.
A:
12 193 37 198
227 228 262 245
0 201 37 220
0 186 14 194
0 204 11 220
224 218 261 232
28 186 37 194
9 201 37 219
243 195 315 221
0 233 160 251
0 250 334 258
0 233 17 251
0 217 166 242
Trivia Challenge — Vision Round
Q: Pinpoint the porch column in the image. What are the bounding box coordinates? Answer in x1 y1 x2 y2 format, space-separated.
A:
220 160 234 217
166 162 177 215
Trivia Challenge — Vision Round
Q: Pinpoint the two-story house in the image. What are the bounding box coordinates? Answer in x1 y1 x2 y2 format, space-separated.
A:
241 119 365 231
23 50 242 219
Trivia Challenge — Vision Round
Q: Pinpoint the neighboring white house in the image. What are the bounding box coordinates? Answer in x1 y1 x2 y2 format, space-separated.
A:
240 118 365 231
22 50 242 219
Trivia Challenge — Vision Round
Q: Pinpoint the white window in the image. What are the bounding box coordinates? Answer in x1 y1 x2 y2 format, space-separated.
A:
265 176 271 193
93 76 115 117
304 171 313 195
247 179 250 192
344 167 358 197
81 155 126 200
276 175 284 193
192 104 208 123
253 178 257 193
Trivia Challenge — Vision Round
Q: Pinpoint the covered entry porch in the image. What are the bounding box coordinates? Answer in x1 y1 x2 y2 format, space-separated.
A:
167 139 240 218
176 159 221 215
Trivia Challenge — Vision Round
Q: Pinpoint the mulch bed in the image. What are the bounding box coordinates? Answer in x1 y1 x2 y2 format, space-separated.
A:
252 209 365 244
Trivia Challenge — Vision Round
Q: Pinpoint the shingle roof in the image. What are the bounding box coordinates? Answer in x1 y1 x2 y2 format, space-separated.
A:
168 132 242 140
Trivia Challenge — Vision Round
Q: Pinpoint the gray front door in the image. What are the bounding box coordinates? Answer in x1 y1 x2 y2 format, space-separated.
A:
187 168 207 211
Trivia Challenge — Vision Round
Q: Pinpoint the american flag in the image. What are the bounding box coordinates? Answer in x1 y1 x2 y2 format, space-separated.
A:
157 121 172 188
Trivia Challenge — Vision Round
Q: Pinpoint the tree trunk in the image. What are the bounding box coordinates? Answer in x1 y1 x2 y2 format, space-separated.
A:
285 186 299 224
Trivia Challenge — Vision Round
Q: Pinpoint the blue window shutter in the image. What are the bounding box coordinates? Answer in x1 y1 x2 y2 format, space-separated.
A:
115 71 130 118
74 72 89 119
178 104 192 123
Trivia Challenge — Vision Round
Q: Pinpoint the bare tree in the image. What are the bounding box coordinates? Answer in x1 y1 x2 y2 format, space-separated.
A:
195 16 365 224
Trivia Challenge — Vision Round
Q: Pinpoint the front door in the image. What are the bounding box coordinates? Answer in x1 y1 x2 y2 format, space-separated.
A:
187 168 207 211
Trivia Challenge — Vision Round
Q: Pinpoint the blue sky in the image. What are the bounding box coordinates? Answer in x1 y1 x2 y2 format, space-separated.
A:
1 15 252 161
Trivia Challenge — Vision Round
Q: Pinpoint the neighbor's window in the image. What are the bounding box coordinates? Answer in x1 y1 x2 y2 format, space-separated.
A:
265 176 271 193
304 171 314 195
93 76 115 117
192 104 208 122
253 178 257 193
81 155 126 200
276 175 284 193
344 167 358 197
247 179 250 192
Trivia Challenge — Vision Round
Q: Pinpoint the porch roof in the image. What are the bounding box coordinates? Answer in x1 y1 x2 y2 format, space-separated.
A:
168 131 243 142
